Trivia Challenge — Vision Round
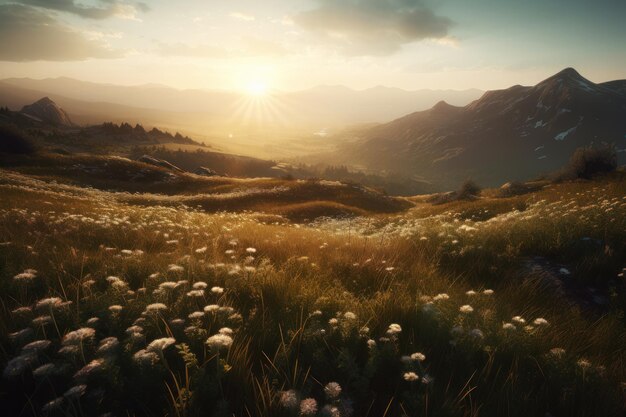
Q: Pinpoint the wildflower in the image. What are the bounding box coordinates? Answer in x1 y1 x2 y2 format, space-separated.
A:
188 311 204 320
36 297 64 310
64 385 87 400
125 325 143 335
246 247 257 253
367 339 377 349
108 305 123 314
193 281 207 289
502 323 516 331
74 359 105 380
329 318 339 326
577 358 591 369
533 318 549 326
211 286 224 295
159 282 177 290
3 354 37 378
168 264 184 273
22 339 51 354
147 337 176 353
470 329 484 339
459 305 474 314
387 323 402 335
466 290 477 296
512 316 526 325
483 289 494 295
33 363 56 378
218 327 233 336
410 352 426 361
32 315 52 326
279 389 298 409
187 289 204 297
145 303 168 314
205 333 233 350
58 345 80 356
549 348 566 358
403 372 419 382
42 397 64 412
321 405 341 417
204 304 219 313
62 328 96 345
324 382 342 399
344 312 357 320
300 398 318 416
433 293 449 301
14 269 37 282
11 306 32 316
133 349 160 366
195 246 207 254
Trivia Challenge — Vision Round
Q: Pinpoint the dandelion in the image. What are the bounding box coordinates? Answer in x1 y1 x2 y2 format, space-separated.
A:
324 382 342 399
533 318 549 326
577 358 591 369
211 286 224 295
218 327 233 336
459 305 473 314
367 339 377 349
188 311 204 320
329 318 339 326
36 297 64 310
483 289 494 295
321 405 341 417
279 389 298 409
205 333 233 350
410 352 426 361
159 282 177 290
246 247 257 253
74 359 105 380
195 246 207 254
387 323 402 335
300 398 318 416
186 289 204 297
403 372 419 382
512 316 526 325
466 290 476 296
470 328 484 339
11 306 32 316
502 323 516 331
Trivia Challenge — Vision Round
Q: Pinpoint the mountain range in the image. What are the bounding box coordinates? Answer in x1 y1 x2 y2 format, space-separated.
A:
336 68 626 188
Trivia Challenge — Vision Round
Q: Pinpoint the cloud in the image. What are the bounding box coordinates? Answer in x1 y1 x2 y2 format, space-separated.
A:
17 0 146 20
294 0 453 56
0 4 124 61
229 12 255 21
155 38 288 59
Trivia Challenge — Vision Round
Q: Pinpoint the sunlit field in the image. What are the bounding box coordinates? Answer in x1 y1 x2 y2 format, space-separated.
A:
1 168 624 417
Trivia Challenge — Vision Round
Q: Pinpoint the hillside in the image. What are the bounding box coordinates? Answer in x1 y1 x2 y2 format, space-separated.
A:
339 68 626 189
0 165 624 416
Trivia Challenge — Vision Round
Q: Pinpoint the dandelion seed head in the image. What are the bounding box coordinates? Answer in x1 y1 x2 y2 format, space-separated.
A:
403 372 419 382
324 382 342 399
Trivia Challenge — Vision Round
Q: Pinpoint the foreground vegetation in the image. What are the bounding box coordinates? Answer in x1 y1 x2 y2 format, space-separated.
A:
0 167 625 416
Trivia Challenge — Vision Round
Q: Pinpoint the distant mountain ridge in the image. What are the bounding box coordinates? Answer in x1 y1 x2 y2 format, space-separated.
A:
338 68 626 189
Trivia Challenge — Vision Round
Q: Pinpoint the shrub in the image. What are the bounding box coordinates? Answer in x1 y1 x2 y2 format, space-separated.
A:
457 179 482 200
555 146 617 181
0 124 36 154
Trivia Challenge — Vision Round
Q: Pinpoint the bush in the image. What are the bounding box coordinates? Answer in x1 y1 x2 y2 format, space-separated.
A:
0 124 36 154
457 179 482 200
555 146 617 181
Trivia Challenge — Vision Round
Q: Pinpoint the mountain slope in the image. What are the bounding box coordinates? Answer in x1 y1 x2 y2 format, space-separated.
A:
20 96 73 126
340 68 626 189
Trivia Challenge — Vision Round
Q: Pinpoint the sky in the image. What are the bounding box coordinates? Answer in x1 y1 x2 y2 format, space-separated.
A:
0 0 625 93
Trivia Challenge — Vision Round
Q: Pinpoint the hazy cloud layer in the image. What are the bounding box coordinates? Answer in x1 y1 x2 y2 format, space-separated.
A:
295 0 453 55
17 0 148 20
0 4 124 61
156 38 287 58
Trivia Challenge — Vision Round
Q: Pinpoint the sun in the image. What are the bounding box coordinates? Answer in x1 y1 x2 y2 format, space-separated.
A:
246 81 269 97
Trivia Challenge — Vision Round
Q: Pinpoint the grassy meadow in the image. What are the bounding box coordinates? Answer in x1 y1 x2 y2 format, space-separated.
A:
0 165 625 417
